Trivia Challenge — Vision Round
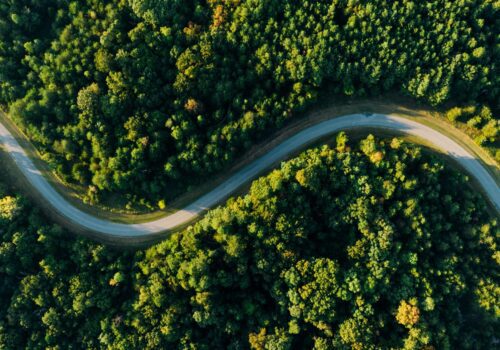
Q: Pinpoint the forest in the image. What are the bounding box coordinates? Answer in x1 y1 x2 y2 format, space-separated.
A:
0 0 498 207
1 136 498 349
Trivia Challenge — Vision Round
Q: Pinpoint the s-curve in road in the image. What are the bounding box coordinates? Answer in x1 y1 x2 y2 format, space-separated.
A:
1 114 499 237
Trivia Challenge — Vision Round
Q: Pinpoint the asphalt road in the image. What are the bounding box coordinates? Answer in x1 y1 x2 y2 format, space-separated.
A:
1 113 498 237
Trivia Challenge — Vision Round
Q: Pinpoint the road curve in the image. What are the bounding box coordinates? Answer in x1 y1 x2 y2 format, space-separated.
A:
1 113 499 237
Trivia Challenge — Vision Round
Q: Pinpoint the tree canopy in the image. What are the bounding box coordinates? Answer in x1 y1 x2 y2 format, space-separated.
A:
0 0 498 207
0 136 498 349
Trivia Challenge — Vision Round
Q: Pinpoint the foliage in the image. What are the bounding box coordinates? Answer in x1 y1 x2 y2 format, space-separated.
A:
0 0 498 206
0 196 20 221
444 104 499 162
1 136 498 349
396 300 420 328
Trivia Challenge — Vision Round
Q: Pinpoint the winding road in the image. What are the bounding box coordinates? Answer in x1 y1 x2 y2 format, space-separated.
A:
1 113 499 237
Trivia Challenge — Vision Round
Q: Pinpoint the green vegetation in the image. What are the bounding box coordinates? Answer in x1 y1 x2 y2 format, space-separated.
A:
444 104 499 161
0 1 498 207
1 136 498 349
1 1 497 347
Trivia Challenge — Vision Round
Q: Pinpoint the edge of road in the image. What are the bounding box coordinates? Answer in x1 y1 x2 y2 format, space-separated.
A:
1 102 499 246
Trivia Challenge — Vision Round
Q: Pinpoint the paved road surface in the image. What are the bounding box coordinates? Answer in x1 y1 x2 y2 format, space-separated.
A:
1 113 498 237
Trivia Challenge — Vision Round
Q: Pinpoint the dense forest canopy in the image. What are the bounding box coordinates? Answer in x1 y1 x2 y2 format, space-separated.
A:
0 0 498 207
1 136 498 349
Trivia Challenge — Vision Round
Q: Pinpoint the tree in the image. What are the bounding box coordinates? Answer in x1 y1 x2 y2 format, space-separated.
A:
1 0 496 208
396 300 420 328
0 137 498 349
0 196 20 221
